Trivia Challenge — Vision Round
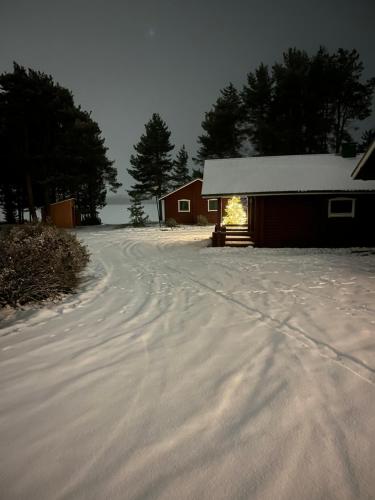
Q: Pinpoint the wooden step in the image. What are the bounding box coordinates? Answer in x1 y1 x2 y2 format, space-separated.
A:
225 235 250 241
225 231 249 236
225 241 253 247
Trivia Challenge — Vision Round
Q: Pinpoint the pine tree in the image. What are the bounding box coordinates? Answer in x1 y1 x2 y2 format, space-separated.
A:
329 49 375 153
360 128 375 151
195 83 244 165
127 113 174 202
191 167 203 179
241 63 276 155
241 48 375 155
171 145 191 187
127 195 149 227
223 197 247 225
0 63 120 223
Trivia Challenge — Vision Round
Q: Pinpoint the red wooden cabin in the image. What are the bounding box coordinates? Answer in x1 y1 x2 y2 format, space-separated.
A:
202 152 375 247
160 179 218 224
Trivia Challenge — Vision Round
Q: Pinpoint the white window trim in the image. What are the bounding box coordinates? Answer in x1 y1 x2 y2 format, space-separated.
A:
178 199 191 212
328 197 355 218
207 199 218 212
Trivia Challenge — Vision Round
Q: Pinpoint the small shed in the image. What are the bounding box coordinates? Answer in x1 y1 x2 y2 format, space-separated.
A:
202 153 375 247
46 199 79 228
160 179 218 224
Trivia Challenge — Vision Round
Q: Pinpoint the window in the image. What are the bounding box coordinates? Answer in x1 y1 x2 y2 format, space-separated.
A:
178 199 190 212
328 198 355 218
208 199 218 211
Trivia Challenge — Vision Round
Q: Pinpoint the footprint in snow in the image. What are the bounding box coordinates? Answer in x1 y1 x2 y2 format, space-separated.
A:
64 328 71 333
2 346 13 351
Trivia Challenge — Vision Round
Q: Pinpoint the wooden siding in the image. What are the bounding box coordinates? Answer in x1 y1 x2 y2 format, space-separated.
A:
164 181 218 224
48 199 77 228
251 194 375 247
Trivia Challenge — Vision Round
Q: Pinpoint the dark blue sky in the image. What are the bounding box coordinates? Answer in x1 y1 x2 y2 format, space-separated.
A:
1 0 374 198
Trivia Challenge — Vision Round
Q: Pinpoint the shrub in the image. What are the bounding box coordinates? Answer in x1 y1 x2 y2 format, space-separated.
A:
197 215 209 226
166 218 177 228
0 224 90 307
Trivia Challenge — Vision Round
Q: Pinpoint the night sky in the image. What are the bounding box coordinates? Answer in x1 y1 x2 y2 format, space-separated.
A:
1 0 374 198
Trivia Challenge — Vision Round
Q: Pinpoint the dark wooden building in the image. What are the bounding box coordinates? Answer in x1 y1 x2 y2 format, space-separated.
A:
160 179 218 224
202 153 375 247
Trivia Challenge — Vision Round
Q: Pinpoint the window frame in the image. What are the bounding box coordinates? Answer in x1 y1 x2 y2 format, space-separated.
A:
328 197 355 218
178 199 191 213
207 198 218 212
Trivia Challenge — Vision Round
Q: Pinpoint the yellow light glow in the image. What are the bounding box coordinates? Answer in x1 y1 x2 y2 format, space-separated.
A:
222 196 247 225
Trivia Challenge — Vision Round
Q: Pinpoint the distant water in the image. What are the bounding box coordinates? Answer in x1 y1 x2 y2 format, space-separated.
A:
0 202 159 225
99 202 159 224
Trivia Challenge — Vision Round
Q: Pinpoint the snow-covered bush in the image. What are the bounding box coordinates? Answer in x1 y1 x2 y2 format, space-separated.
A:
0 224 90 307
166 218 177 228
197 215 209 226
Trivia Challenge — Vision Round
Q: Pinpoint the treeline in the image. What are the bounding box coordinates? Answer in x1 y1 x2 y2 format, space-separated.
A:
0 63 120 224
195 47 375 165
1 47 374 225
128 47 374 205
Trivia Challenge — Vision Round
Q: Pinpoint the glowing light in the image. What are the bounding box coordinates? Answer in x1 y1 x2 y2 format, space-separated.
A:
222 196 247 225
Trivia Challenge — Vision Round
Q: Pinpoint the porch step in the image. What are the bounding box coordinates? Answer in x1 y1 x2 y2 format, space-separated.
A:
225 241 254 248
225 231 249 236
225 235 252 241
224 227 253 246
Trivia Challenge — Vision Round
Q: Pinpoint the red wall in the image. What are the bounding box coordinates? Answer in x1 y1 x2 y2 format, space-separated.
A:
251 194 375 247
164 180 218 224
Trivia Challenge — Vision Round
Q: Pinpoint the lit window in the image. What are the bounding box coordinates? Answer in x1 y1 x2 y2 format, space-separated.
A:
178 199 190 212
208 199 218 211
328 198 355 218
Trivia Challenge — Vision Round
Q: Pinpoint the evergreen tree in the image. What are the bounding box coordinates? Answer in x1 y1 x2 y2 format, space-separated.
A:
171 145 191 187
195 83 244 165
359 128 375 151
59 108 120 222
0 63 120 224
127 195 149 227
128 113 174 200
241 63 275 155
191 167 203 179
329 49 375 153
241 48 375 155
222 196 247 225
127 113 174 222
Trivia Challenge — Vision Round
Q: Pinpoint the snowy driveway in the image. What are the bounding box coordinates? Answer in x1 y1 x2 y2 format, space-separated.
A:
1 226 375 500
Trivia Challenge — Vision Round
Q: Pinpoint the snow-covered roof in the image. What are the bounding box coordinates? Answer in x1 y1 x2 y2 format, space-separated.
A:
351 141 375 179
202 154 375 196
159 178 202 200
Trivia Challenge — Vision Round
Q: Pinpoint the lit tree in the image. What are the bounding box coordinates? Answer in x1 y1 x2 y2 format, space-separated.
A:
222 196 247 225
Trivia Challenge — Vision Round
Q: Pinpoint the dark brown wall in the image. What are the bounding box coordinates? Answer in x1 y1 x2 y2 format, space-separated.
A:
251 194 375 247
164 181 218 224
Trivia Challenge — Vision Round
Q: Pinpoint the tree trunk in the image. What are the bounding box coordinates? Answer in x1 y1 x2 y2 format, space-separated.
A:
25 172 38 222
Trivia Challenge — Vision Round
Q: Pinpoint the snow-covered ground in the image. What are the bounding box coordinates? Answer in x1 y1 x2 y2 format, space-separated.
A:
1 226 375 500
